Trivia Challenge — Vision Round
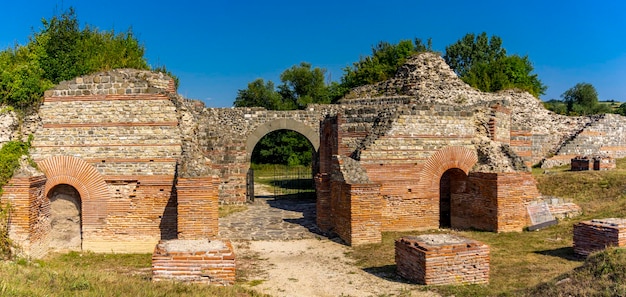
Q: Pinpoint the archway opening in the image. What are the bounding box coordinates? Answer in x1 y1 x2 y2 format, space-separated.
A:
48 184 82 251
439 168 468 228
250 129 316 201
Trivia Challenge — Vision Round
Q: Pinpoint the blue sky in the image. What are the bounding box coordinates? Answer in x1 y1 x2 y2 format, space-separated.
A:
2 0 625 107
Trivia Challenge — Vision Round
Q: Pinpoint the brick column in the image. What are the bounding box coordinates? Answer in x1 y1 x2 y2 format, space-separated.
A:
176 177 219 239
349 184 382 246
1 175 48 257
315 173 331 231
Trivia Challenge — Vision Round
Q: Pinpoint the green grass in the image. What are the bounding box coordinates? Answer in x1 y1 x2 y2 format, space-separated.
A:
349 157 626 296
0 251 269 297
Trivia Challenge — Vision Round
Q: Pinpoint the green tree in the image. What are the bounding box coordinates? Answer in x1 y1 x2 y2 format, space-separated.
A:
444 32 506 77
618 103 626 116
234 79 284 110
444 32 546 97
561 82 599 115
0 7 176 110
235 63 334 165
278 62 330 109
340 38 432 93
252 130 313 166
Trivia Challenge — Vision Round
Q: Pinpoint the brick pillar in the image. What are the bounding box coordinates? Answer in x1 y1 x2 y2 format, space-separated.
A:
315 173 331 231
176 177 219 239
349 184 382 246
1 175 48 257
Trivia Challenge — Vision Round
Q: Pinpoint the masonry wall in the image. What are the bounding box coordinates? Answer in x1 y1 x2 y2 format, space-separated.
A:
30 70 181 253
1 175 49 258
542 114 626 168
197 106 340 203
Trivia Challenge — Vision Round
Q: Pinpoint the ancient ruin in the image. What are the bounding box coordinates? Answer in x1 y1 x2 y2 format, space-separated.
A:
574 218 626 257
1 52 625 258
395 234 490 285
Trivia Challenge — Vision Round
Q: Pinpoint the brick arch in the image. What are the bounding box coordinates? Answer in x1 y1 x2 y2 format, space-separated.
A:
245 118 320 159
417 146 478 191
38 155 110 226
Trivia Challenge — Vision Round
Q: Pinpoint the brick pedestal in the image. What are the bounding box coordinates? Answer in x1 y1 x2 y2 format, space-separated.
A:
395 234 489 285
152 239 235 285
574 218 626 257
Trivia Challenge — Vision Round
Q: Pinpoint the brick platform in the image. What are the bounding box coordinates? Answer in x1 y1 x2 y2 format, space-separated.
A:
573 218 626 257
395 234 489 285
152 239 235 285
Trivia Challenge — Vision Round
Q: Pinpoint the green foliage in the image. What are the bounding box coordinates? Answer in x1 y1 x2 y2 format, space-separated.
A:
0 7 177 111
38 7 149 84
0 141 30 189
462 55 547 97
545 83 617 116
561 82 599 115
543 99 568 115
618 103 626 116
444 32 546 97
340 38 432 93
234 79 284 109
278 62 331 109
0 202 13 260
252 130 313 166
0 140 29 260
523 248 626 296
235 63 331 110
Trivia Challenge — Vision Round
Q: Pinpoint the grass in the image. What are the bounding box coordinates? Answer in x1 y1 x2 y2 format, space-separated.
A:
0 251 269 297
349 158 626 296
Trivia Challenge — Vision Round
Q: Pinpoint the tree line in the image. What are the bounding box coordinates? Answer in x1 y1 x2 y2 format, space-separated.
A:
0 8 177 112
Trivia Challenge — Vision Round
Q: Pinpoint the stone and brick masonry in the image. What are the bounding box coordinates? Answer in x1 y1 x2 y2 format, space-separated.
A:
2 52 626 257
573 218 626 257
395 234 490 285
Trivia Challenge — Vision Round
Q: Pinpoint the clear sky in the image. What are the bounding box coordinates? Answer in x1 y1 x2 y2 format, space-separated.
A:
1 0 625 107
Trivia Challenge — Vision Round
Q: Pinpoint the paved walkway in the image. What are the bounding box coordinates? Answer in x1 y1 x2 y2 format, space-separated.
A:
218 196 321 240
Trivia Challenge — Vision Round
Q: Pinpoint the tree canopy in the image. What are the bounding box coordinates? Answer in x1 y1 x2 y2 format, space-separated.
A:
340 38 432 92
0 7 176 110
234 62 333 110
444 32 546 97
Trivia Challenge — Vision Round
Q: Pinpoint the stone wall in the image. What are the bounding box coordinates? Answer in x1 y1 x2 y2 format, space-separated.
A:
27 69 181 253
542 114 626 168
193 106 341 203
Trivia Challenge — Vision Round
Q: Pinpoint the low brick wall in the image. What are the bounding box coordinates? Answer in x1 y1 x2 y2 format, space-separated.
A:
395 234 489 285
571 157 592 171
573 218 626 257
152 239 235 285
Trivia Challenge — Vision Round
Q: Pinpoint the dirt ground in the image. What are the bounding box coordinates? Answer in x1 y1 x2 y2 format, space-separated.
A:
233 184 438 297
234 239 438 297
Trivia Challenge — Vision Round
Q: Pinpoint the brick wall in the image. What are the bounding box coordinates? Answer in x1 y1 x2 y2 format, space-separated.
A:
177 177 220 239
0 175 48 258
152 239 235 285
395 235 490 285
574 219 626 256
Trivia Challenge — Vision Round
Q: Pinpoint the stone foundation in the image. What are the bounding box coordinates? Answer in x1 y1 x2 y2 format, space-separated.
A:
573 218 626 257
152 239 235 285
395 234 489 285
